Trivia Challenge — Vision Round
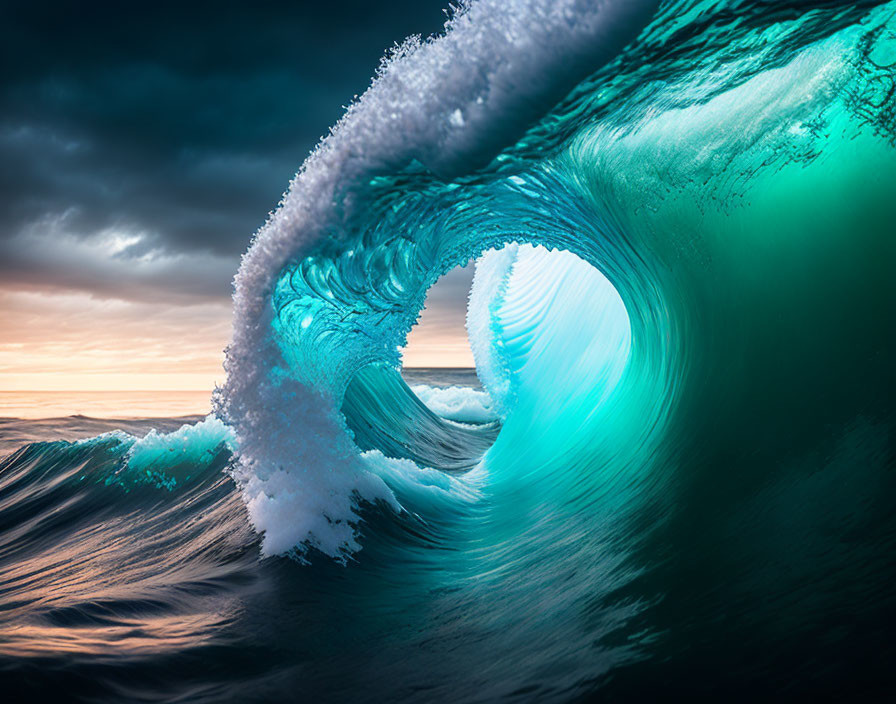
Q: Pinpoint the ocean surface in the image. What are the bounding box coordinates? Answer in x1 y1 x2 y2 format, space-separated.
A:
4 1 896 701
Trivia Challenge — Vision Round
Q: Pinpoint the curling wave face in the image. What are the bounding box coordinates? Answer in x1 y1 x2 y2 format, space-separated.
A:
213 0 896 695
220 0 895 557
4 0 896 700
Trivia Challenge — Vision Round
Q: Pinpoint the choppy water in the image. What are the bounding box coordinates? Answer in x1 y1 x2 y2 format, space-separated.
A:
4 1 896 700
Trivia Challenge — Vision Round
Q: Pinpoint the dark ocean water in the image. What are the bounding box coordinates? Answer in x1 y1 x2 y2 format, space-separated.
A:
0 371 488 702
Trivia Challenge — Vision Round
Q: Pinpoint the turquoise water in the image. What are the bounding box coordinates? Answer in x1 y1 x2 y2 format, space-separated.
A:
3 1 896 700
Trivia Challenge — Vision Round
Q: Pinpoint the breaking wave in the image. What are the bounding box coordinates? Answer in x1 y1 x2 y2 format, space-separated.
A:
4 1 896 700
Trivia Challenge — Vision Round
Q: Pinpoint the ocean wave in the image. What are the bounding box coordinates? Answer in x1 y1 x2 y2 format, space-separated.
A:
217 0 658 559
6 2 894 699
408 384 496 423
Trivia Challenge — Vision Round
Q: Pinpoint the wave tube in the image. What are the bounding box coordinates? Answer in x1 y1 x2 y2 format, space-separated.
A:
218 0 896 558
218 0 661 558
213 3 896 695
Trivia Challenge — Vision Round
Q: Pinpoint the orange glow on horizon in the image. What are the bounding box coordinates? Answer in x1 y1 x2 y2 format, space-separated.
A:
1 275 475 394
0 289 229 392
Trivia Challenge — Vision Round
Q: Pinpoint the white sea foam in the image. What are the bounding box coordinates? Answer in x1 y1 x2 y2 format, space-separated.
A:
361 450 484 509
220 0 658 559
410 384 497 423
465 243 520 416
125 416 235 473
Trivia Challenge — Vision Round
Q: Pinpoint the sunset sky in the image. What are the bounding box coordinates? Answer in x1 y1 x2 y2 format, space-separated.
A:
0 2 474 392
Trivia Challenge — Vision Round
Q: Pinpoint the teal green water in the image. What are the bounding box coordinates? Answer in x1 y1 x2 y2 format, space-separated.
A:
226 1 896 695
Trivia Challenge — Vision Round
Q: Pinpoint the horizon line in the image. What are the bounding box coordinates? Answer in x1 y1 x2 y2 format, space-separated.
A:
0 367 479 393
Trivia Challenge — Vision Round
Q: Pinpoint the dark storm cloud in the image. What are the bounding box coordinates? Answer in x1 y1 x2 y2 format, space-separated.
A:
1 0 449 300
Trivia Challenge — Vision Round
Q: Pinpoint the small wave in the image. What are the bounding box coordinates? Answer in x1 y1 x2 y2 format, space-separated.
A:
408 384 497 423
